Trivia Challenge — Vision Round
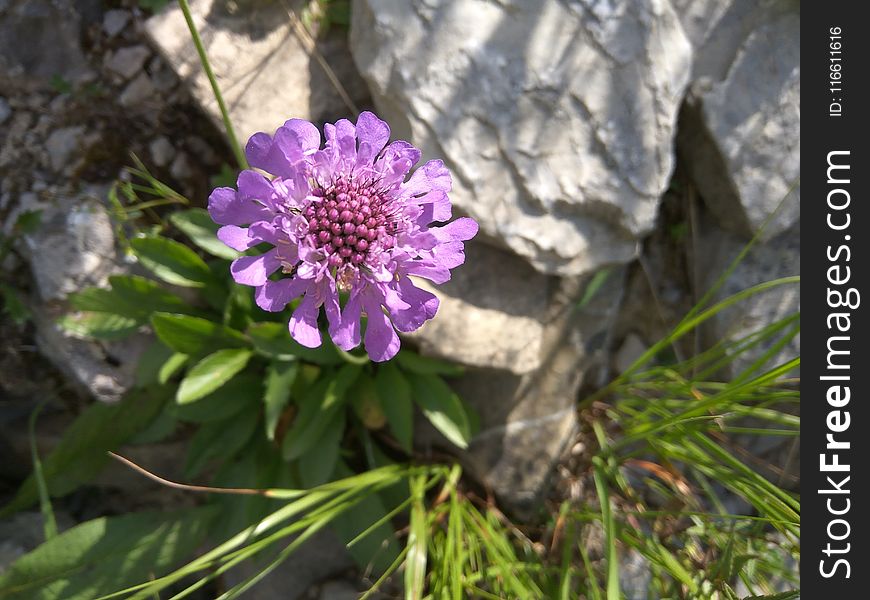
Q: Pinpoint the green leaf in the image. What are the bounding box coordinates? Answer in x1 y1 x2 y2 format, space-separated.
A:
176 348 253 405
130 235 214 287
129 401 177 444
298 410 345 487
69 275 194 322
184 409 260 477
405 474 428 600
169 208 240 259
248 321 343 365
174 372 262 423
223 282 256 331
0 508 215 600
28 403 57 542
396 350 464 376
282 365 360 461
13 209 43 234
1 283 32 325
158 352 189 384
351 373 387 430
376 363 413 453
331 461 402 576
264 361 298 440
58 312 139 340
592 458 620 600
151 312 248 356
409 374 472 449
577 267 612 310
741 592 800 600
134 341 175 388
110 274 198 314
1 387 171 517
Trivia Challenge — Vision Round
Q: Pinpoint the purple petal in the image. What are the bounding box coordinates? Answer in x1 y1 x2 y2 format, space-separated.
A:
361 293 400 362
281 119 321 153
245 132 296 178
355 111 390 166
230 250 281 286
432 217 479 242
414 189 452 223
255 277 309 312
331 291 362 351
322 281 343 343
248 221 281 245
389 277 439 333
245 132 273 169
208 187 273 226
217 225 257 251
289 293 322 348
334 119 357 163
376 141 422 186
404 159 452 197
432 241 467 270
237 170 274 202
403 260 451 284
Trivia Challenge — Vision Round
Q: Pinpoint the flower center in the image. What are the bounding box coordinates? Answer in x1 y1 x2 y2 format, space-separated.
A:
303 178 396 271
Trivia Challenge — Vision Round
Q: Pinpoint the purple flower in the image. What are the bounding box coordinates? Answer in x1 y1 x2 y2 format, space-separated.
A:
208 112 478 362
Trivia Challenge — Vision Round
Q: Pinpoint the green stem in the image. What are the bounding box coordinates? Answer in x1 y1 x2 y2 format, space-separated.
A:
177 0 248 169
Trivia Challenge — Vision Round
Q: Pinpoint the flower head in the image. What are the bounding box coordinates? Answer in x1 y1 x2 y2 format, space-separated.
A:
208 112 478 362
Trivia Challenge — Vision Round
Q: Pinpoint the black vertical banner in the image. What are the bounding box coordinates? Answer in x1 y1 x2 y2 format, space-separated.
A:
803 3 870 596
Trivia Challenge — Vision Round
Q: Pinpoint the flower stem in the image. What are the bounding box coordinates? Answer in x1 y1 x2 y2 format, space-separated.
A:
177 0 248 169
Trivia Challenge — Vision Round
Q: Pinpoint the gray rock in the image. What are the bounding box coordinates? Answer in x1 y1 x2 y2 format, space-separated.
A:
149 136 175 167
32 307 150 403
23 191 117 301
676 1 800 238
417 260 625 512
0 0 92 82
14 186 150 403
145 0 370 143
147 56 178 93
0 97 10 125
406 243 552 375
223 529 354 600
620 547 654 600
170 152 193 180
351 0 691 277
614 333 648 374
103 8 131 37
317 580 361 600
105 45 151 80
44 126 86 174
119 72 157 106
696 213 800 378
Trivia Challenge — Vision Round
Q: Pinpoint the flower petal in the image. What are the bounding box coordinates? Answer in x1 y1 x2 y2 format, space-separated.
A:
355 111 391 166
331 290 362 351
376 140 421 186
432 217 479 242
217 225 257 251
389 277 439 333
289 293 322 348
361 293 400 362
432 241 467 270
208 187 272 226
402 259 452 284
230 250 281 286
245 132 296 178
281 118 321 154
255 277 309 312
403 159 452 197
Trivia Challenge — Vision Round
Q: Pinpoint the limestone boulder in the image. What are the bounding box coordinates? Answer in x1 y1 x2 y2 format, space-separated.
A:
350 0 692 277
